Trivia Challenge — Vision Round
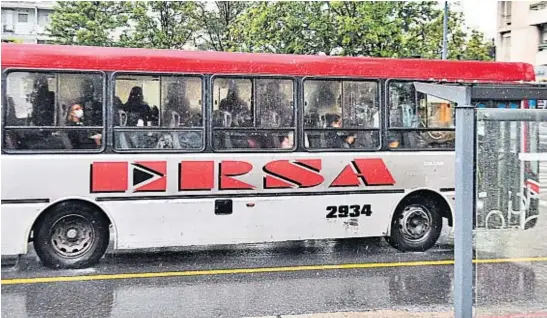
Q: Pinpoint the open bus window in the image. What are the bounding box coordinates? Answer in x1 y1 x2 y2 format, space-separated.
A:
303 79 379 150
388 81 455 150
212 77 295 150
3 71 104 151
113 75 203 151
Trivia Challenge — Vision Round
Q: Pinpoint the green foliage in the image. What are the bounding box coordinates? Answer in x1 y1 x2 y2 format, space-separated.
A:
191 1 251 51
119 1 197 49
229 1 494 60
48 1 128 46
48 1 494 61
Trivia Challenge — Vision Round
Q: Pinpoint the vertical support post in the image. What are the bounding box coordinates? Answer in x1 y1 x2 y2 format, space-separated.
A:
454 87 474 318
442 1 449 60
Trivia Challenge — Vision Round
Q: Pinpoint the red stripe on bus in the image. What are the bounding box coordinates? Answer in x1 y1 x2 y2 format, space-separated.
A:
90 162 128 193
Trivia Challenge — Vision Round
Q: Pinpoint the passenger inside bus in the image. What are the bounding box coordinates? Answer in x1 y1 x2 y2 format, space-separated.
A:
30 75 55 126
220 82 249 118
337 131 357 149
163 81 202 127
74 78 102 126
325 113 343 148
258 81 293 127
66 103 102 149
122 86 152 127
279 133 294 149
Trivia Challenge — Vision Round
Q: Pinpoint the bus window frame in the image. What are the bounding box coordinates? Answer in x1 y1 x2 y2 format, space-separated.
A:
111 71 206 154
209 73 298 153
301 76 383 153
385 78 457 152
2 67 107 154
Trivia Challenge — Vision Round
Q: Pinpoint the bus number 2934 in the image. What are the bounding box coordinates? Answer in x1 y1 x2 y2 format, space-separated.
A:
326 204 373 218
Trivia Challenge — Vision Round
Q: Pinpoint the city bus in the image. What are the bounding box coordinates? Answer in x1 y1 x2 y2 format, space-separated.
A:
1 43 537 269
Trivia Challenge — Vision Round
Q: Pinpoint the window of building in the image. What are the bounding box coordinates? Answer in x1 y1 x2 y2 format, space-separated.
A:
113 74 203 151
3 71 104 151
387 81 455 150
303 79 379 150
500 1 512 25
541 24 547 44
501 32 512 60
17 12 29 23
212 77 295 151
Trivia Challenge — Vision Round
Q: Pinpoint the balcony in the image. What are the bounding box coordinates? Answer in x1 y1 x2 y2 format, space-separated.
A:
529 6 547 26
3 24 14 32
530 1 547 10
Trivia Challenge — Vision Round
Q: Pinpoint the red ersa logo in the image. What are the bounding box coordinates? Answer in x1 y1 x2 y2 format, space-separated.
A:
90 159 396 193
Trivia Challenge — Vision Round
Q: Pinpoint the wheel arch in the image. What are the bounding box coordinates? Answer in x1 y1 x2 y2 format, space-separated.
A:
28 197 117 246
386 187 453 236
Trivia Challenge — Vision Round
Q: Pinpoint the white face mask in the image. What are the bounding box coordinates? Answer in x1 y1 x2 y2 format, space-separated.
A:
74 109 84 118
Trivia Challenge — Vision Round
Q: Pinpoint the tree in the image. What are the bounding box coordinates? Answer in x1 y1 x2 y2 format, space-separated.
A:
190 1 251 51
228 1 494 60
461 30 495 61
48 1 128 47
48 1 494 61
119 1 196 49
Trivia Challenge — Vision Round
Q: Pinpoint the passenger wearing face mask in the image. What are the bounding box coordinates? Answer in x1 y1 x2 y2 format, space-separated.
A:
66 104 102 149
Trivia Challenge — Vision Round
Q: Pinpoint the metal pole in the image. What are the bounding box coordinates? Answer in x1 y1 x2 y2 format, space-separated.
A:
442 1 448 59
454 86 474 318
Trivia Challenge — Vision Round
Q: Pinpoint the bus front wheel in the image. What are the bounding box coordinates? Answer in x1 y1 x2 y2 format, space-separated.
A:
386 196 443 252
33 201 110 269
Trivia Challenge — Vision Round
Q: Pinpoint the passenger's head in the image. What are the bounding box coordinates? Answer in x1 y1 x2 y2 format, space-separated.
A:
128 86 144 104
81 78 95 99
67 104 84 123
33 75 49 90
326 113 342 128
278 133 293 149
226 80 239 100
345 131 357 145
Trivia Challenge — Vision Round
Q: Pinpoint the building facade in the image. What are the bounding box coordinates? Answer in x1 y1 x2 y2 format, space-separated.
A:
1 1 55 44
496 1 547 76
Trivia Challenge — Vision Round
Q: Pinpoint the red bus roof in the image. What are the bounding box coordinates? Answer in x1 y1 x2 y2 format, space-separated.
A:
1 43 536 82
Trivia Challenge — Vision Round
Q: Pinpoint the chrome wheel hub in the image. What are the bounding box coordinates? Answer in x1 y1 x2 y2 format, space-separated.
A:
50 214 95 258
398 205 431 240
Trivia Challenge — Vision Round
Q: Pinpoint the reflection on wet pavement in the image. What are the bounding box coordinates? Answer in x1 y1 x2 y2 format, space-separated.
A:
2 235 547 318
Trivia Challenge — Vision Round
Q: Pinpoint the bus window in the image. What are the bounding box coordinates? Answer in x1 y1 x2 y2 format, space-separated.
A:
113 75 203 151
212 77 295 151
303 79 379 150
388 81 455 150
3 71 104 151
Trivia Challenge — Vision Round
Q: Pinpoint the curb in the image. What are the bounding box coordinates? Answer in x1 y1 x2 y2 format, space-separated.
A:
244 311 547 318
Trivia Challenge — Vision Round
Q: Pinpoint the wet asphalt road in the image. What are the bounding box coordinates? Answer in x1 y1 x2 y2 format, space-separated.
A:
2 228 547 318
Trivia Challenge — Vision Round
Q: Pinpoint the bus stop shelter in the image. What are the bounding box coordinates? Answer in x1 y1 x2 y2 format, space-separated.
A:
414 82 547 317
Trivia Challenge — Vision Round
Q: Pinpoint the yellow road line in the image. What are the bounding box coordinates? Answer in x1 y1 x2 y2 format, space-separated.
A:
3 257 547 285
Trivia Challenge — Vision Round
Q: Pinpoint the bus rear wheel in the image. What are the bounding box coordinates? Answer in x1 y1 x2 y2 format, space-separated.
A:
386 196 443 252
34 202 109 269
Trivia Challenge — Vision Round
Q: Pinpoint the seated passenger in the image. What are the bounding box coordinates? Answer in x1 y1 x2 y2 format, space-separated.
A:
335 131 357 149
219 83 248 122
279 134 294 149
66 104 102 149
325 113 342 128
76 78 103 126
124 86 151 126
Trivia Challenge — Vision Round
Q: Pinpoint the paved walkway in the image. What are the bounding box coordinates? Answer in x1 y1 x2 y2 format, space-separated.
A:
248 309 547 318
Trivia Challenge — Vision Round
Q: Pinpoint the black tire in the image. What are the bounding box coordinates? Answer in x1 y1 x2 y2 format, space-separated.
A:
33 201 109 269
386 195 443 252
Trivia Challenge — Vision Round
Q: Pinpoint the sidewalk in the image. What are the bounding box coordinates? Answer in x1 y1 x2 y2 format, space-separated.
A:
248 310 547 318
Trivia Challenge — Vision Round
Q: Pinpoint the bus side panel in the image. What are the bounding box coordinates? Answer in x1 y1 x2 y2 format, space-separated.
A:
1 204 44 255
105 193 402 249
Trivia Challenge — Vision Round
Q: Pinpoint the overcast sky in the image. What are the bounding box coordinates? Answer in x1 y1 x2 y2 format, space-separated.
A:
440 0 498 39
